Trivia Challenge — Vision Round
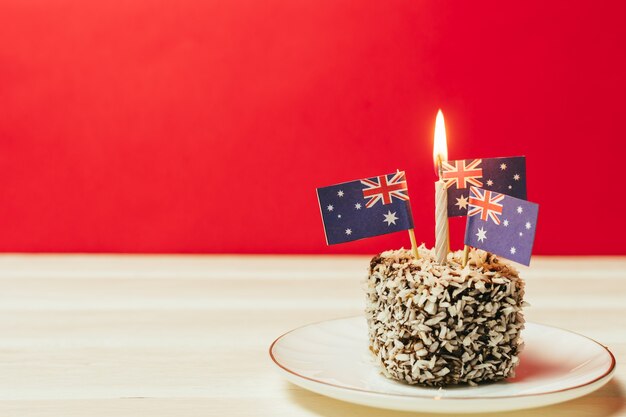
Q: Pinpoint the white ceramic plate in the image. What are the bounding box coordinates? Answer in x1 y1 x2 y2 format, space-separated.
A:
270 317 615 413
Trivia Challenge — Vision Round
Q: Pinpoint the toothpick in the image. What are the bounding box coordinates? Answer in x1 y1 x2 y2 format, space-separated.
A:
462 244 470 267
408 228 420 259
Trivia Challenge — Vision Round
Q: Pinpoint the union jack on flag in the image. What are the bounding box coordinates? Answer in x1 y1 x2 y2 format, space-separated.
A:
467 186 504 225
442 159 483 189
316 171 414 245
360 171 409 208
445 156 527 217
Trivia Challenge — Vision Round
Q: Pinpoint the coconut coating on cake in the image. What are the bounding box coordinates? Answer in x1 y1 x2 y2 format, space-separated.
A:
365 247 526 386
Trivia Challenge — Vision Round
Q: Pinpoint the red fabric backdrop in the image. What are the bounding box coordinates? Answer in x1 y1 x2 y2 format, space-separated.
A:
1 1 625 254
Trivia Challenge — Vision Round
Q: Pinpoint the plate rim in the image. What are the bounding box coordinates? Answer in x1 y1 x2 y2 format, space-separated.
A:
269 316 616 401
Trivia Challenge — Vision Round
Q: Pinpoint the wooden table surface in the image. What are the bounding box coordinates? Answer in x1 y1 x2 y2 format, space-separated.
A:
0 254 625 417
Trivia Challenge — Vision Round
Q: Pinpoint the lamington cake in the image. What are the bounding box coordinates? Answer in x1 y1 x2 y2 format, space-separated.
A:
365 246 526 386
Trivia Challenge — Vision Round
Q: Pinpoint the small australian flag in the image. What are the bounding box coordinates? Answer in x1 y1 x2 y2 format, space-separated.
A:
464 186 539 266
443 156 527 217
316 171 414 245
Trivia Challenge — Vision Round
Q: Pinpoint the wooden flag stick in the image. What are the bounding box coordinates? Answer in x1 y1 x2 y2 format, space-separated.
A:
462 244 470 267
408 229 420 259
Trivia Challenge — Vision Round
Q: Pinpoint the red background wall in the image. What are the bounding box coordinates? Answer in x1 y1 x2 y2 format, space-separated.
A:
1 1 625 254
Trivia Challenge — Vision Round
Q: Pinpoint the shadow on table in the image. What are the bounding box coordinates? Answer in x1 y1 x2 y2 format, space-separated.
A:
286 379 625 417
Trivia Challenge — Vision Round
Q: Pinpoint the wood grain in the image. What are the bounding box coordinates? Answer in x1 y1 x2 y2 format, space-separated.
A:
0 255 625 416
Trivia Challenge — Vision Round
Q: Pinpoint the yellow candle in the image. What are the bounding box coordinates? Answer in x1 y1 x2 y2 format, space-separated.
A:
433 110 449 264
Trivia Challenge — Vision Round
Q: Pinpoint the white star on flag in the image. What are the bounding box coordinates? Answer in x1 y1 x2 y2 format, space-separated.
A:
500 163 507 170
383 210 398 226
513 174 520 181
455 195 468 209
355 203 362 210
476 227 487 242
486 179 493 186
517 206 523 214
525 222 531 229
337 190 344 197
345 228 352 235
503 219 509 227
327 205 334 212
510 247 516 254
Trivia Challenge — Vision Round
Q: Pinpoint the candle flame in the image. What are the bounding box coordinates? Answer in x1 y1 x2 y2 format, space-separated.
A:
433 109 448 176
